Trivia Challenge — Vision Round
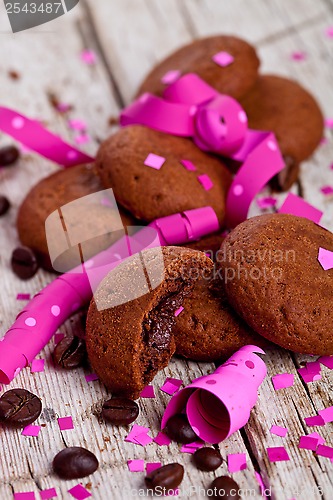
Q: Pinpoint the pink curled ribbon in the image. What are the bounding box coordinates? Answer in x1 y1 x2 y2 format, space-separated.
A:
0 106 94 166
120 73 286 228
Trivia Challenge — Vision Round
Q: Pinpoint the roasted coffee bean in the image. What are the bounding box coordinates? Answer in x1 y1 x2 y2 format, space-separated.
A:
102 397 139 425
53 447 99 479
0 195 10 216
193 447 222 471
145 463 184 491
11 246 39 280
164 413 198 444
211 476 241 499
0 145 20 166
0 388 42 427
53 336 87 369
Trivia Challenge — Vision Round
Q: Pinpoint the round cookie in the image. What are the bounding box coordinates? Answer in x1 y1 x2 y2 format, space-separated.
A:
17 164 135 272
174 273 272 362
239 75 324 190
95 125 232 225
86 246 213 398
219 213 333 355
137 35 260 100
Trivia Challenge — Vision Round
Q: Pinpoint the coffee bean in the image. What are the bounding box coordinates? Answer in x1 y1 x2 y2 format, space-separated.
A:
0 145 20 166
102 397 139 425
211 476 241 499
145 463 184 491
53 447 98 479
11 246 39 280
164 413 198 444
193 447 222 471
0 388 42 427
53 335 87 369
0 196 10 216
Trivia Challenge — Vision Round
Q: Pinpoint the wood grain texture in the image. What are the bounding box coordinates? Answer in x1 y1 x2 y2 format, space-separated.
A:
0 0 332 499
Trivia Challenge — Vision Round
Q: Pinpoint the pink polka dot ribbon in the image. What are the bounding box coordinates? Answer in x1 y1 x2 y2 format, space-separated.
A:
0 107 94 166
120 73 285 227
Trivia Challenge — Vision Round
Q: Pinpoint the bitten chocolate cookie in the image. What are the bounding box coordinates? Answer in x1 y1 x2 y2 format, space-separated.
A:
95 125 232 225
219 213 333 355
174 273 272 362
137 35 260 100
239 75 324 190
86 246 212 398
17 164 135 272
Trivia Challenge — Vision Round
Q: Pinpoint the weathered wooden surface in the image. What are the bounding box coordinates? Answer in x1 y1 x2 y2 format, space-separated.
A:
0 0 332 499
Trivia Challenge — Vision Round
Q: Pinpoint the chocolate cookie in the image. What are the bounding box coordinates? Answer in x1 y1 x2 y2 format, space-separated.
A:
137 35 260 100
86 246 212 398
174 273 271 362
181 232 226 262
239 75 324 190
219 214 333 355
95 126 232 225
17 164 135 272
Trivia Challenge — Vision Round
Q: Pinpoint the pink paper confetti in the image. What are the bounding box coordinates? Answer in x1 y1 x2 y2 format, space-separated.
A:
256 197 277 209
304 415 325 427
299 435 319 451
144 153 165 170
40 488 57 500
297 366 321 383
140 385 155 398
308 432 325 446
320 185 333 195
68 119 87 131
272 373 294 390
161 70 181 85
14 494 36 500
80 49 97 65
254 471 268 497
154 432 171 446
75 134 90 145
318 406 333 423
30 359 45 373
318 355 333 369
127 459 145 472
180 159 197 171
228 453 247 472
174 306 184 317
316 444 333 459
267 447 290 462
291 51 307 61
325 118 333 128
318 247 333 271
270 425 288 437
125 424 150 444
197 174 213 191
68 484 91 500
181 441 204 454
212 51 234 67
160 378 183 395
56 102 71 113
16 293 30 301
146 462 162 474
58 416 74 431
134 432 153 447
85 373 99 383
279 193 322 224
21 425 41 437
54 333 65 345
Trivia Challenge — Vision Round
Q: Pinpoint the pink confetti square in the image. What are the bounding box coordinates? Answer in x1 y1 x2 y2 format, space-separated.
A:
16 293 30 301
161 70 181 85
180 159 197 171
127 459 145 472
85 373 99 383
297 366 321 383
174 306 184 317
291 51 307 61
134 432 153 447
40 488 57 500
212 51 234 67
325 118 333 128
299 435 319 451
125 424 150 444
256 197 277 209
270 425 288 437
68 484 91 500
321 185 333 195
308 432 325 446
254 471 267 496
140 385 155 398
144 153 165 170
146 462 162 474
80 49 97 65
154 432 171 446
22 425 41 437
68 119 87 131
318 247 333 271
279 193 323 224
31 359 45 373
316 444 333 459
267 447 290 462
326 26 333 37
56 102 71 113
181 441 204 454
318 355 333 369
318 406 333 423
58 416 74 431
272 373 294 390
14 493 35 500
304 415 325 427
160 378 183 395
228 453 247 472
197 174 213 191
75 134 90 145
